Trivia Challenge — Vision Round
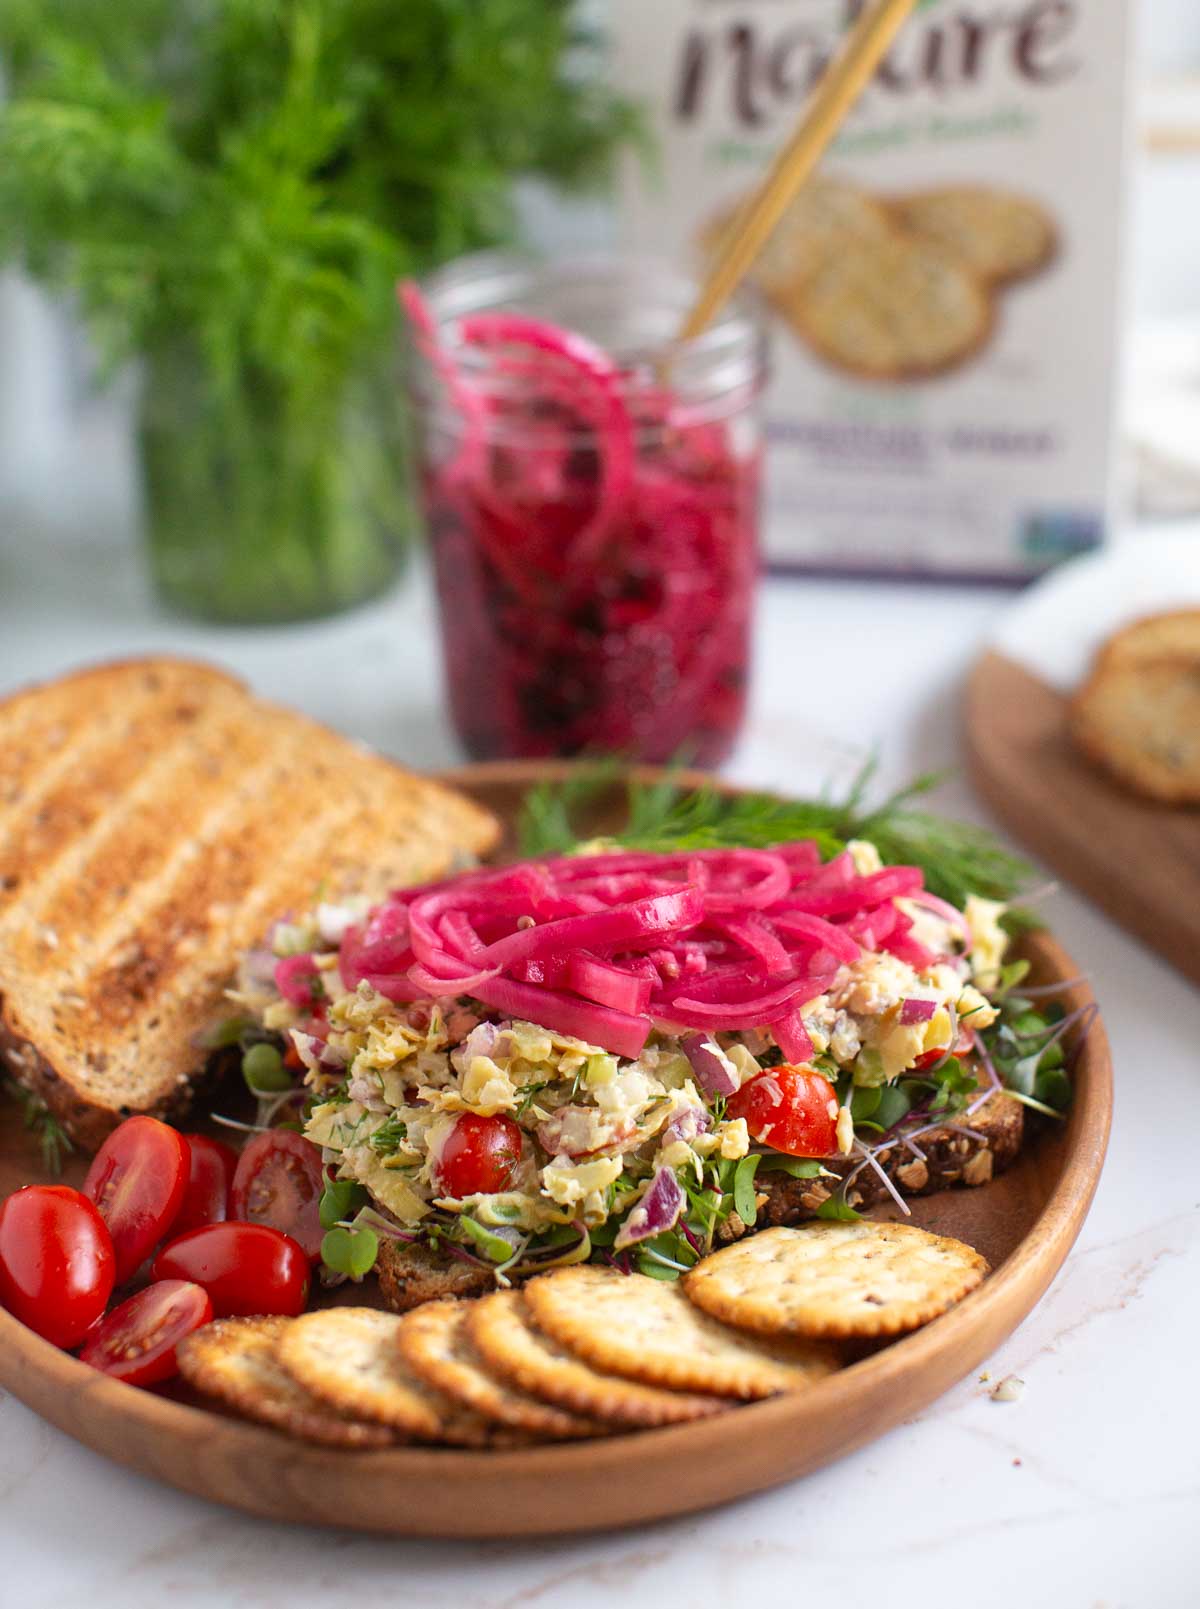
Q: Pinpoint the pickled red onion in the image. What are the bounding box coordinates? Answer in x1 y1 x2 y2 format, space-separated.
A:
329 842 952 1059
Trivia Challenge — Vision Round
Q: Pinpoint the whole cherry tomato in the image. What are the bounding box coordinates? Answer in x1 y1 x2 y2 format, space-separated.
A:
432 1112 523 1197
0 1185 115 1348
84 1117 190 1285
80 1280 212 1388
151 1222 310 1317
170 1133 238 1238
231 1130 325 1260
727 1064 840 1157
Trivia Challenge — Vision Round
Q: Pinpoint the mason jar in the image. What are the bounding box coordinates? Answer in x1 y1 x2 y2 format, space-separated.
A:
407 253 768 766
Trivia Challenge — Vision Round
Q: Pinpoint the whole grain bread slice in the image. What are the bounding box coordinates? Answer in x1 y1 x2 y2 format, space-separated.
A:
0 657 500 1151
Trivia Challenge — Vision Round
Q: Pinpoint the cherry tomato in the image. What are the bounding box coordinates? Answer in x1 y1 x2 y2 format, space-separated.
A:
151 1222 310 1317
0 1185 115 1348
231 1130 325 1260
911 1048 946 1072
727 1064 840 1158
171 1134 238 1237
433 1112 523 1197
84 1117 190 1285
79 1280 212 1388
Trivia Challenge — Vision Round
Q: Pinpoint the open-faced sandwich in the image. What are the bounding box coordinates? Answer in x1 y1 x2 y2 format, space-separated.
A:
224 818 1070 1308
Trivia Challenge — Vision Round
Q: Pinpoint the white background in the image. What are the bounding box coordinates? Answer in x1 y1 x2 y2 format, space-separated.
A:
1 2 1198 1602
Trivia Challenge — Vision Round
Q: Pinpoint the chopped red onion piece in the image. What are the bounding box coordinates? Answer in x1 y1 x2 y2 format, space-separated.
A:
613 1167 686 1250
681 1033 740 1099
274 953 320 1007
899 997 938 1024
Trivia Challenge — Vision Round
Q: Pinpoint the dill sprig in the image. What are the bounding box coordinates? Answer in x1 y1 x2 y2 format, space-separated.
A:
2 1077 75 1176
517 759 1038 917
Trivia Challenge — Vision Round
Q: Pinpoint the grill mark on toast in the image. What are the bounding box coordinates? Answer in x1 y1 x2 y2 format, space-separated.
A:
0 677 226 921
0 692 278 977
46 730 340 1064
55 785 370 1107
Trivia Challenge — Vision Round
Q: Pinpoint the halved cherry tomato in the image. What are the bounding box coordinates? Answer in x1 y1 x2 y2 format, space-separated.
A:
0 1185 115 1348
231 1130 325 1260
433 1112 523 1197
80 1280 212 1387
727 1064 839 1157
84 1117 190 1285
911 1048 945 1072
151 1222 310 1317
171 1134 238 1238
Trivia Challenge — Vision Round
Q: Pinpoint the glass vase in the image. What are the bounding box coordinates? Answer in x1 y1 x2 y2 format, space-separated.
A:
139 342 409 624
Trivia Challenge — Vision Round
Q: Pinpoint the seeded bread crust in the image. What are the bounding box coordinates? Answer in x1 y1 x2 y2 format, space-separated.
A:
376 1240 502 1312
756 1087 1024 1225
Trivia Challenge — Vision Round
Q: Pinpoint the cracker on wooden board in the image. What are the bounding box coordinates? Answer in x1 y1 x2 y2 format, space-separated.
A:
466 1289 732 1429
396 1298 603 1440
1070 657 1200 805
524 1265 840 1402
176 1316 397 1450
777 234 992 381
277 1306 523 1447
683 1223 988 1341
890 186 1056 286
1098 610 1200 669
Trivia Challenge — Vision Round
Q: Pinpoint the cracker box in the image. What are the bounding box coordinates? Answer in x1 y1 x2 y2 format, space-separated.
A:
613 0 1132 581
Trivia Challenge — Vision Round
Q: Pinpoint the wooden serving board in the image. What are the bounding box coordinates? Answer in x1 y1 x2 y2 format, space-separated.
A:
0 762 1112 1537
966 649 1200 990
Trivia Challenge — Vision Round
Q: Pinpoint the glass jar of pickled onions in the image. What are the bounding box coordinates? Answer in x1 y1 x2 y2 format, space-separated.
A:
406 253 767 766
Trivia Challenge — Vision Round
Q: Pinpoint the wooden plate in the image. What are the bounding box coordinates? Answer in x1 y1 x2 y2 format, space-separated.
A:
0 761 1111 1537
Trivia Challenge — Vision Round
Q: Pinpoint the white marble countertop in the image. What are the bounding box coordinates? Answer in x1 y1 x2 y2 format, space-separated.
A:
0 529 1196 1609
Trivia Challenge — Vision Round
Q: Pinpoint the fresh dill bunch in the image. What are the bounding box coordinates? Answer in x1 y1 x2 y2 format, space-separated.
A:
0 2 641 389
2 1077 75 1176
517 759 1038 915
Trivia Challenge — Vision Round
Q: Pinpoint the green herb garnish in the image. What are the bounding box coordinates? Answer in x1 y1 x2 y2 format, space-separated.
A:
367 1115 409 1155
3 1078 74 1176
319 1178 368 1229
518 758 1038 916
320 1225 379 1280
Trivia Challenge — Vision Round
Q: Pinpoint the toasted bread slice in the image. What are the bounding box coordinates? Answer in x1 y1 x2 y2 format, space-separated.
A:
0 658 500 1149
376 1239 500 1313
1069 656 1200 805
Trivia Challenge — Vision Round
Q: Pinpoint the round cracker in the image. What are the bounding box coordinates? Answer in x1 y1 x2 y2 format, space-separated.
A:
781 234 992 380
684 1223 988 1340
524 1266 839 1401
396 1298 603 1440
1099 609 1200 670
891 186 1056 285
1069 656 1200 804
701 174 894 298
467 1289 731 1428
277 1306 521 1447
176 1316 396 1449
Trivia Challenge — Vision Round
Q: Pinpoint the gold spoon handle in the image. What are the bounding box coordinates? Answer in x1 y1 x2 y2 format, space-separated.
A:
677 0 919 345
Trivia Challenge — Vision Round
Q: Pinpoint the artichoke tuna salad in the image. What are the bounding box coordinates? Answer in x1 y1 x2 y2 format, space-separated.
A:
218 792 1082 1288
